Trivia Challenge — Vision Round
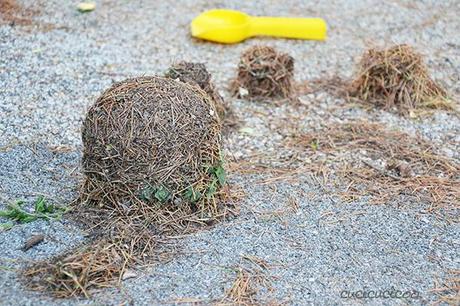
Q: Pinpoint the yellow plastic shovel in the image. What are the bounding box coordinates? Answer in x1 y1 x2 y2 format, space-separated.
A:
191 9 327 44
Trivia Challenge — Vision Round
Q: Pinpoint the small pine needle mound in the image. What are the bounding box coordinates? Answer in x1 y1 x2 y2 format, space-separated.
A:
165 61 238 130
165 61 226 119
231 45 294 101
349 44 453 115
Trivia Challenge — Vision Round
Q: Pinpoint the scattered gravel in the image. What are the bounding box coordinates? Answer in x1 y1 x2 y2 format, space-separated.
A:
1 0 459 305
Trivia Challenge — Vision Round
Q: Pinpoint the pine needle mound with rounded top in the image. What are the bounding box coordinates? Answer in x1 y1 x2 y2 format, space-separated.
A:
163 61 242 132
165 61 226 118
349 44 452 115
81 76 225 213
22 76 238 298
231 45 294 100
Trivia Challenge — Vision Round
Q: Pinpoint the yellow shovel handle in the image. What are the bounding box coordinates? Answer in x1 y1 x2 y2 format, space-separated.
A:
249 17 327 41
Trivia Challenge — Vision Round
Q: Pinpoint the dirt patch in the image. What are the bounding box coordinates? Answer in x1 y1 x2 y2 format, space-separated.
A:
231 45 295 101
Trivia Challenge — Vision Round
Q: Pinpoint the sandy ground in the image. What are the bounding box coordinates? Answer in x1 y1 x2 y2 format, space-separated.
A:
1 0 459 305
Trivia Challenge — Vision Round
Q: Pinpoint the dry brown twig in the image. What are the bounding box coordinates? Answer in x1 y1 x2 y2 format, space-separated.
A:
220 268 262 305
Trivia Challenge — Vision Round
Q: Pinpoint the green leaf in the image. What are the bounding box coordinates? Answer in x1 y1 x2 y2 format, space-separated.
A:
214 165 226 186
0 201 33 223
310 139 319 151
140 187 154 201
0 266 15 271
206 179 218 198
34 196 46 213
0 197 65 224
0 208 13 218
21 215 37 223
184 186 202 203
207 162 226 187
164 67 178 79
0 222 14 231
154 186 171 203
34 196 60 215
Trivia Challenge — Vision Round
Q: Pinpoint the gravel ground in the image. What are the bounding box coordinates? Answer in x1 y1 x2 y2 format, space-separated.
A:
1 0 459 305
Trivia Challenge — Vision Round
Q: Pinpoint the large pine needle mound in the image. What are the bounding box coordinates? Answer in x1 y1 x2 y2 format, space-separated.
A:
231 45 294 100
81 76 224 212
349 44 452 115
23 76 235 298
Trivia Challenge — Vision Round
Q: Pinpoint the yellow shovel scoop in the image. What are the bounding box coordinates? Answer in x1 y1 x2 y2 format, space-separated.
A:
191 9 327 44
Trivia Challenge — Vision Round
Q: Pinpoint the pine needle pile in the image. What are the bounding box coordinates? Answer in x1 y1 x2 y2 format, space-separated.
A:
348 44 453 115
231 45 294 101
287 121 460 218
219 268 265 305
23 76 237 297
432 270 460 305
217 255 277 306
165 61 238 130
80 76 224 213
24 240 132 298
165 61 226 119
